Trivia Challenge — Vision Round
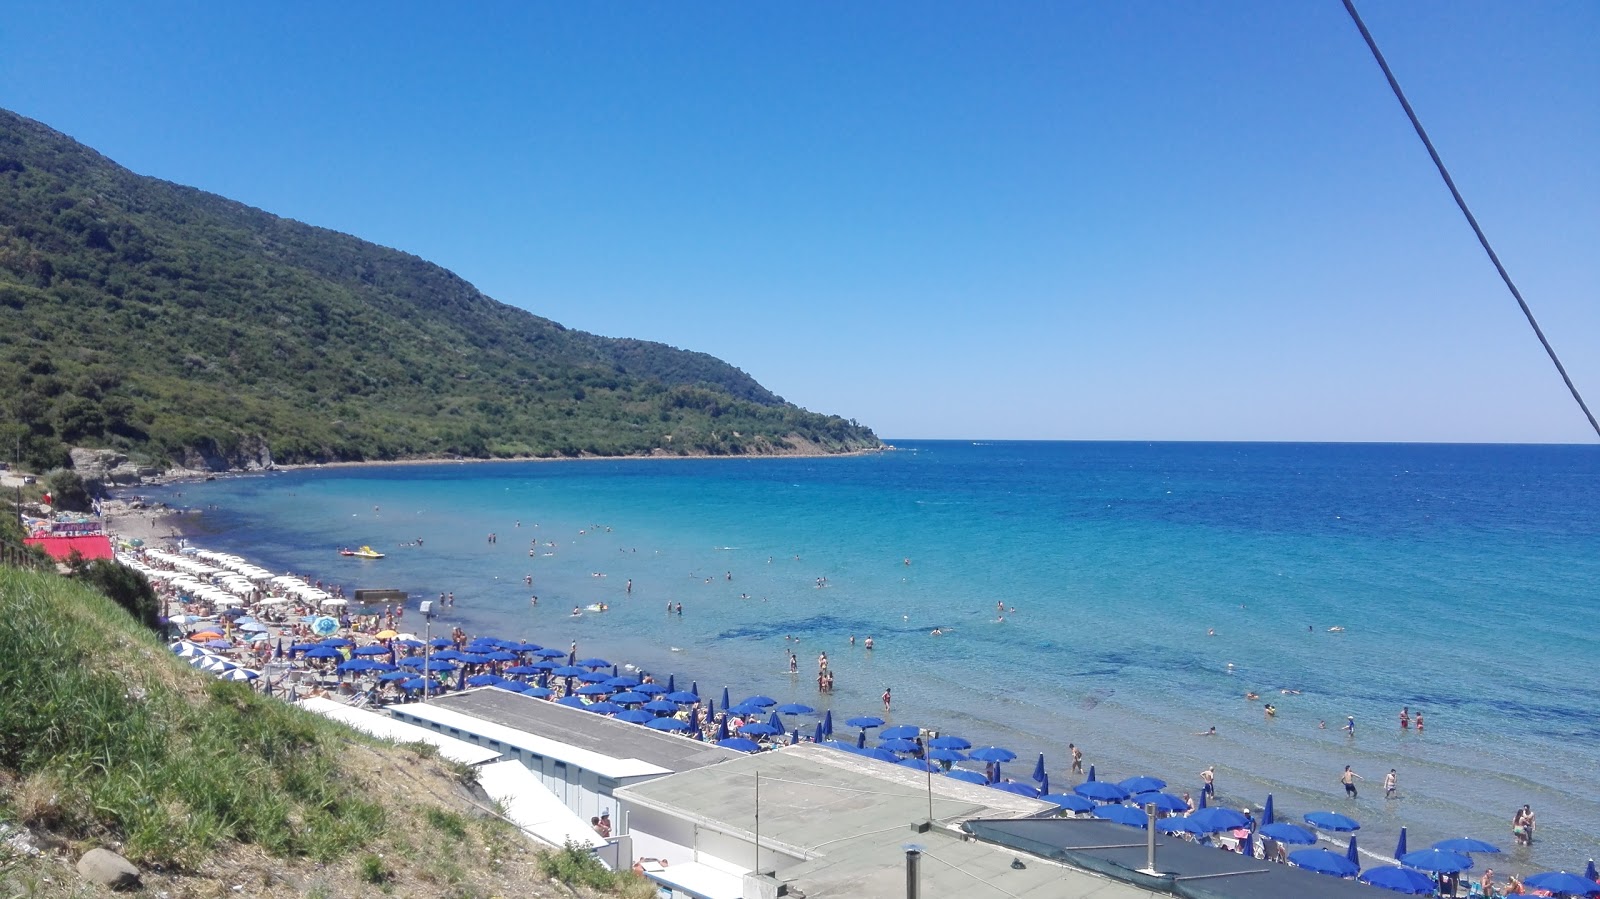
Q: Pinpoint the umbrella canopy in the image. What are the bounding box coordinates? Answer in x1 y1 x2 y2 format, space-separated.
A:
615 709 654 724
1189 807 1250 832
1359 866 1437 895
552 665 586 677
1074 781 1131 803
610 691 651 704
353 645 391 656
665 691 700 704
492 681 527 693
880 724 920 740
428 637 453 648
927 735 971 751
1304 811 1361 832
879 738 920 753
504 665 543 675
1586 861 1598 883
377 670 411 682
1398 849 1473 874
635 682 668 694
946 769 990 785
740 722 782 737
578 657 611 668
1118 776 1167 795
303 645 343 659
898 758 942 772
586 701 624 715
575 683 612 696
1093 804 1149 828
484 650 520 662
1263 793 1275 825
1042 793 1097 814
522 685 553 697
845 716 885 729
1346 835 1360 871
775 702 815 715
727 702 768 717
968 747 1018 763
717 737 762 753
1157 817 1208 835
1431 838 1501 854
741 695 777 708
927 748 967 762
642 699 680 713
557 696 588 709
576 671 610 683
1524 872 1600 897
1289 849 1360 878
1394 827 1408 859
534 647 566 659
465 674 502 687
647 717 693 732
607 676 642 689
1140 793 1192 813
821 709 832 737
1260 822 1318 845
205 639 234 649
991 781 1041 799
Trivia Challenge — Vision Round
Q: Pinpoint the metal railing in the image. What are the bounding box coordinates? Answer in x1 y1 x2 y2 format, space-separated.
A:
0 537 46 570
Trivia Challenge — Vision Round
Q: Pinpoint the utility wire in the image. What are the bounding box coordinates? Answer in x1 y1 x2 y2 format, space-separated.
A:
1341 0 1600 440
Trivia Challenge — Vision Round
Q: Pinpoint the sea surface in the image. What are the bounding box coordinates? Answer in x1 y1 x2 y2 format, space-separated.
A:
142 441 1600 871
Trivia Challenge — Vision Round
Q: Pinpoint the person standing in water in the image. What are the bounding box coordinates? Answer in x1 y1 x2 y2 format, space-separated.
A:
1383 769 1397 799
1340 766 1363 798
882 687 891 711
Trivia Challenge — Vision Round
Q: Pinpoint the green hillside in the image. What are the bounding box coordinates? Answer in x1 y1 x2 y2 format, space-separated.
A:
0 109 879 472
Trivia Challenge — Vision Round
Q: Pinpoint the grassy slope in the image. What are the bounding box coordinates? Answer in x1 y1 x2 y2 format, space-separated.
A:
0 567 650 898
0 108 878 471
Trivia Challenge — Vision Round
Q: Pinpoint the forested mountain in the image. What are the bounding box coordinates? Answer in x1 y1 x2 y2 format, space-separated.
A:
0 109 878 472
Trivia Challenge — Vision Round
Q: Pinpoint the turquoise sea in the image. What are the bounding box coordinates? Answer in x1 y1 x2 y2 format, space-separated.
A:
145 441 1600 870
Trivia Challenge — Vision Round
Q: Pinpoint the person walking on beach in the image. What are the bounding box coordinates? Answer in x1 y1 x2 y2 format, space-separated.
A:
1200 766 1215 798
1383 769 1397 799
1340 765 1363 798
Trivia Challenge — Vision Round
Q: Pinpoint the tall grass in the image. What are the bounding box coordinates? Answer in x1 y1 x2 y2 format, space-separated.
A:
0 568 386 869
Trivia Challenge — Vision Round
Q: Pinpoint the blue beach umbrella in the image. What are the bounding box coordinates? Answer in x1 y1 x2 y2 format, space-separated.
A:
492 681 527 693
1345 835 1360 872
1197 790 1207 809
1398 849 1472 874
1141 793 1191 813
881 724 920 740
400 677 434 692
320 637 353 647
636 682 668 695
522 685 553 697
552 665 585 677
856 730 867 748
766 711 784 731
821 710 833 737
776 702 814 715
575 683 611 696
485 650 519 662
688 707 700 731
1039 772 1049 795
642 699 679 713
1260 822 1317 845
945 769 990 785
615 709 654 724
504 665 542 676
1359 866 1436 895
1157 817 1208 836
790 727 800 745
728 702 767 717
1188 807 1250 833
927 735 971 750
813 722 824 743
714 716 730 742
862 747 900 763
1432 838 1501 855
968 747 1017 763
721 686 731 709
354 644 391 656
577 671 609 683
1586 860 1598 883
1042 794 1096 814
666 675 676 692
690 680 699 697
992 781 1042 799
611 664 619 677
665 691 700 704
741 721 782 737
1032 754 1047 783
455 666 467 691
465 673 501 687
586 701 624 715
1118 776 1165 795
1524 871 1600 897
1289 849 1359 878
303 645 342 660
528 660 560 671
1086 764 1095 782
1263 793 1275 825
578 657 610 669
534 647 565 659
607 676 641 689
395 639 424 648
648 717 694 733
1074 781 1131 803
717 737 761 752
610 691 650 704
1394 827 1407 859
927 748 967 762
377 670 410 682
899 758 941 772
557 696 588 709
846 716 884 729
742 695 777 708
1304 811 1361 832
879 738 920 753
1093 804 1148 828
429 637 453 648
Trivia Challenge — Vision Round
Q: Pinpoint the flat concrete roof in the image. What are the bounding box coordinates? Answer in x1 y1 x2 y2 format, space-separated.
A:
616 744 1159 898
415 688 741 777
968 818 1385 899
297 697 501 766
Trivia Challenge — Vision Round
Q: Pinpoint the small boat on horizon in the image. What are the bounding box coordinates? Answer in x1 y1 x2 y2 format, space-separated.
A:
339 545 385 559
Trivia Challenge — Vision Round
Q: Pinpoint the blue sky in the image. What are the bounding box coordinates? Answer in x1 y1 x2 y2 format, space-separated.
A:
4 2 1596 442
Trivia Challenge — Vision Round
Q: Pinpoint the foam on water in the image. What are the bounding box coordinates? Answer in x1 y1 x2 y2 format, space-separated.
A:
153 441 1600 869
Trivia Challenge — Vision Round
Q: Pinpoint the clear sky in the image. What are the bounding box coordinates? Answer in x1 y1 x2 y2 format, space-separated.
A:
4 2 1596 442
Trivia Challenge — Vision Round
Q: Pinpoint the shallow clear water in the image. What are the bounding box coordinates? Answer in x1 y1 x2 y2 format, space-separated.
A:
148 441 1600 870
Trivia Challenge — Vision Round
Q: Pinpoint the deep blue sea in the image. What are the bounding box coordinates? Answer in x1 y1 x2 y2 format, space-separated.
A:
143 441 1600 870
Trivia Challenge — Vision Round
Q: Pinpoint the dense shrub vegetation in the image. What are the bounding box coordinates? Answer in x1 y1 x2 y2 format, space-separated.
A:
0 109 878 471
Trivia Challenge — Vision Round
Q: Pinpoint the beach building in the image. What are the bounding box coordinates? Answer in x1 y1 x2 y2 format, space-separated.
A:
387 688 741 828
611 743 1163 899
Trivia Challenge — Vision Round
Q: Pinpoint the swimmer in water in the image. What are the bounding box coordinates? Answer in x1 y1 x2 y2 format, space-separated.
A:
930 628 943 636
1328 626 1345 632
1194 726 1217 737
1245 692 1260 701
572 607 581 616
